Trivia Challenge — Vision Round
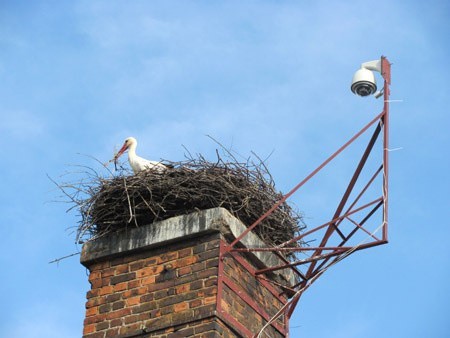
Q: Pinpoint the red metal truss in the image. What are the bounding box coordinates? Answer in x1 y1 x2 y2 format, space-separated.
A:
220 57 392 335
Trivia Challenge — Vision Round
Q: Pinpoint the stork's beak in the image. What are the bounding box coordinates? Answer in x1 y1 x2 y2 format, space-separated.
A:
114 142 128 160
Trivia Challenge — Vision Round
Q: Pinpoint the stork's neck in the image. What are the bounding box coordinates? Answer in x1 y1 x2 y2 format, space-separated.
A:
127 143 137 158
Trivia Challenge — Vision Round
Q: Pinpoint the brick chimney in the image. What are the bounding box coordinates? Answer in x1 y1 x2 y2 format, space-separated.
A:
80 207 296 337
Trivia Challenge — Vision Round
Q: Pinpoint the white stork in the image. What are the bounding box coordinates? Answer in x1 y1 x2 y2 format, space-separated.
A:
114 137 168 173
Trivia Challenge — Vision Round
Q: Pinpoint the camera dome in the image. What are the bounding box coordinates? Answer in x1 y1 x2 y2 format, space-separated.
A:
351 68 377 97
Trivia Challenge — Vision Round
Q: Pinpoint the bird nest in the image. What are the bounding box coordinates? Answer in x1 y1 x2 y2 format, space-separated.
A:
56 151 306 259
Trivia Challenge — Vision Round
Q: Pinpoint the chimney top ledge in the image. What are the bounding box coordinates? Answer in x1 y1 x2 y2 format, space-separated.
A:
81 207 296 285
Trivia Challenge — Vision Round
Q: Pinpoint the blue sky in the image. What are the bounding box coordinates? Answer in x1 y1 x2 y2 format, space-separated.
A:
1 1 449 337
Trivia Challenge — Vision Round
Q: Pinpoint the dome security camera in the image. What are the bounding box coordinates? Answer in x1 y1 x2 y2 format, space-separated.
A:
350 59 382 97
351 67 377 97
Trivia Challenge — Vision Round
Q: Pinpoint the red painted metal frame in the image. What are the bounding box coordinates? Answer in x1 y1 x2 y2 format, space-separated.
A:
217 241 288 337
219 57 392 335
217 241 254 337
222 276 286 335
223 243 289 303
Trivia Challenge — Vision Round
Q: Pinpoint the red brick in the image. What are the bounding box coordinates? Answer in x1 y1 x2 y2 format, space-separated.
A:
113 282 127 292
177 266 191 276
125 296 141 307
90 261 110 271
189 299 202 308
95 321 109 331
86 289 100 299
198 286 217 297
175 284 190 294
141 275 156 285
86 296 105 308
190 279 203 290
191 261 206 273
124 314 140 325
158 251 178 264
106 308 131 320
204 277 217 287
112 301 125 310
174 302 189 313
119 323 142 336
115 264 129 275
176 256 197 268
105 293 121 303
197 267 217 279
128 279 140 289
154 289 169 300
129 260 146 271
204 296 216 305
148 279 173 292
84 313 106 325
86 307 98 317
140 293 154 302
178 247 192 258
98 285 114 296
110 318 123 328
99 303 112 314
168 327 194 337
161 305 175 315
105 327 120 338
83 323 95 335
88 271 101 281
123 286 146 298
137 265 164 278
143 257 158 266
101 267 115 278
132 302 156 314
110 272 136 285
83 331 105 338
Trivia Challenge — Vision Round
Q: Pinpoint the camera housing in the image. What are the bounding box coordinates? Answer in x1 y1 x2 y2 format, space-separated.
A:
351 67 377 97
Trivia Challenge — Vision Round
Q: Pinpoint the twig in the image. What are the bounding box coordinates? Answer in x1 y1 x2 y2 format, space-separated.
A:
49 252 80 265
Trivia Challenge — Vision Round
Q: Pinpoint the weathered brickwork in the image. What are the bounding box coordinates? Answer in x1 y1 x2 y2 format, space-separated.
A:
83 233 223 338
219 252 288 338
81 212 291 337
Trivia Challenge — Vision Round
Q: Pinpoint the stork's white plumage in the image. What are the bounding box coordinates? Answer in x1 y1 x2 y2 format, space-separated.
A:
114 137 167 174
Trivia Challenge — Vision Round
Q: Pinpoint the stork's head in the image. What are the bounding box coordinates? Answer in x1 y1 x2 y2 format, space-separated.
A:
115 137 137 159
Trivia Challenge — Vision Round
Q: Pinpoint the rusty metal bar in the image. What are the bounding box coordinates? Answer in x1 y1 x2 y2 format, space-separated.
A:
334 164 383 228
312 199 384 274
256 275 298 295
305 121 382 277
255 248 351 275
291 238 387 292
232 246 354 253
222 275 287 335
226 110 385 252
278 197 383 248
342 200 384 247
286 292 303 319
346 216 381 241
270 247 307 283
223 244 291 303
381 56 391 242
216 240 226 320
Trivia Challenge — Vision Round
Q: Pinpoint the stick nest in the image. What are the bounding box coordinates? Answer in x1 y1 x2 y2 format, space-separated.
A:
58 151 305 259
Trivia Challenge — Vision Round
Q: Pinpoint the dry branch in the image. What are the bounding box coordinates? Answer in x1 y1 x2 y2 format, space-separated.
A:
55 149 306 259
